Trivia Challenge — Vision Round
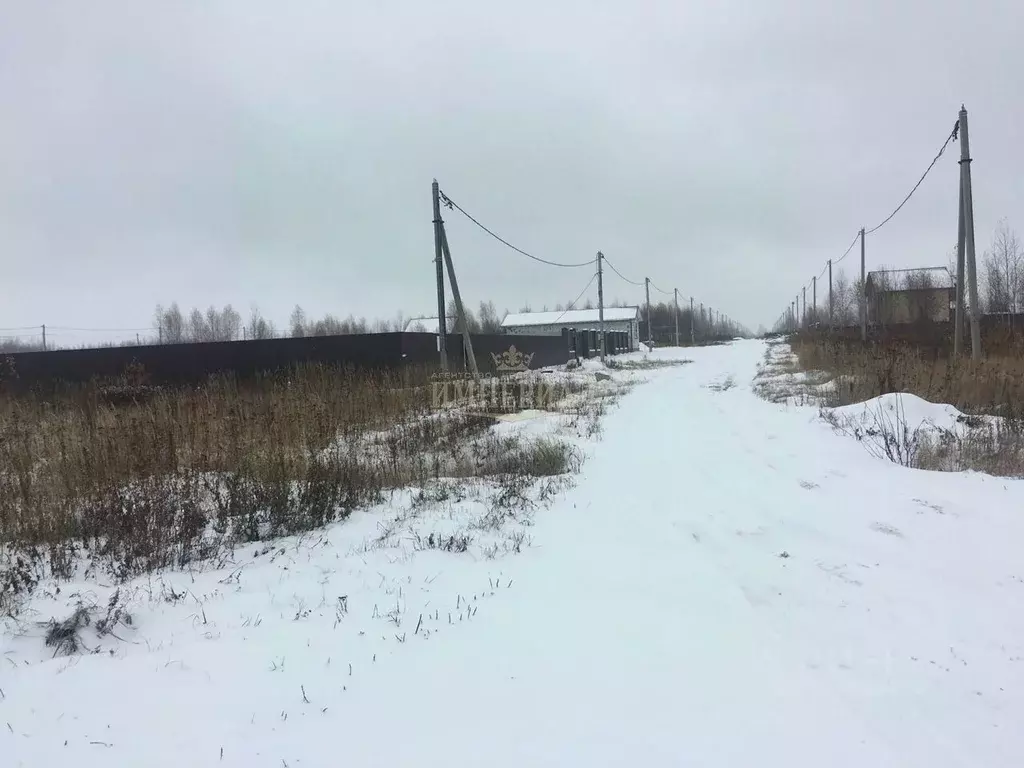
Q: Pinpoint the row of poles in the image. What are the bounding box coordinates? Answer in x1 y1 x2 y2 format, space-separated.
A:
430 180 745 376
777 105 983 360
601 255 739 359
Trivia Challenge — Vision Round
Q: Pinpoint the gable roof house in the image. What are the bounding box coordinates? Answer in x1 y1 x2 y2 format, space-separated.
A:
500 306 641 348
866 267 955 326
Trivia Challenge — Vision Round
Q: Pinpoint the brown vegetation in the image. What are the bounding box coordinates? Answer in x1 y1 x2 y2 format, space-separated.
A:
787 332 1024 477
0 364 583 610
791 333 1024 416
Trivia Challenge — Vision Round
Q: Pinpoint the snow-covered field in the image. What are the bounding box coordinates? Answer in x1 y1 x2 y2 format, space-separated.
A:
4 340 1024 767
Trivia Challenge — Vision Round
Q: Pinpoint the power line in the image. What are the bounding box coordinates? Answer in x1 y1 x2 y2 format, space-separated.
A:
554 272 600 323
834 231 861 265
437 189 594 268
47 326 154 332
602 255 645 287
865 122 959 235
649 280 673 296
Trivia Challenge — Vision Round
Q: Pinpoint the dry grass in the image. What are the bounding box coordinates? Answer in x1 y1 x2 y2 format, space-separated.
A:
606 358 692 371
789 334 1024 477
0 364 585 612
792 336 1024 417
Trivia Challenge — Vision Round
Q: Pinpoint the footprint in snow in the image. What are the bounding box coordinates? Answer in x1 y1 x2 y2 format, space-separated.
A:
912 498 945 514
870 522 904 538
799 480 819 490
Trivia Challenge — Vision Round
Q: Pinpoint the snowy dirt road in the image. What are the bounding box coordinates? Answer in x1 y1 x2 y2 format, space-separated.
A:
5 340 1024 767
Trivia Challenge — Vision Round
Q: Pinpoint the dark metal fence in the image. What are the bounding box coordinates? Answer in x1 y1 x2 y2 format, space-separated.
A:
0 332 578 392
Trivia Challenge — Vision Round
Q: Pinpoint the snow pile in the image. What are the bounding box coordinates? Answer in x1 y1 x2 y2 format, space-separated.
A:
825 392 982 437
821 393 1008 470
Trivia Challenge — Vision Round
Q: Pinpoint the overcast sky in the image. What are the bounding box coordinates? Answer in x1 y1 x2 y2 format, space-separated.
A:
1 1 1021 343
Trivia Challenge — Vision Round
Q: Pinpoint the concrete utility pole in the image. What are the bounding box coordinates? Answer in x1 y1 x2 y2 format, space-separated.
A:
954 177 966 358
860 227 867 341
802 286 807 329
431 180 448 371
439 226 479 379
644 277 652 347
673 288 680 346
41 324 46 351
959 105 982 359
597 251 606 363
812 276 817 326
828 259 833 329
689 296 695 344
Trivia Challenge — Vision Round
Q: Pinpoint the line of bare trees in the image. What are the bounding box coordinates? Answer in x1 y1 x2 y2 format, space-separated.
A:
981 219 1023 315
642 301 742 343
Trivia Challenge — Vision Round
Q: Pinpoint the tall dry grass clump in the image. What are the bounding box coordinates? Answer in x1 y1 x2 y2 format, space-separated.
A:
792 336 1024 418
0 364 580 596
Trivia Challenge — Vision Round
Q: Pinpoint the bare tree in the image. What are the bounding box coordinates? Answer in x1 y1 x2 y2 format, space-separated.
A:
446 299 480 333
0 337 45 353
983 220 1022 314
247 305 277 340
153 302 185 344
830 269 856 327
209 305 241 341
290 305 307 338
478 301 502 333
180 305 242 342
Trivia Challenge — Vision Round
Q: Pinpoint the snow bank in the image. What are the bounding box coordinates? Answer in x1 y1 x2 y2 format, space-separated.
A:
826 393 980 436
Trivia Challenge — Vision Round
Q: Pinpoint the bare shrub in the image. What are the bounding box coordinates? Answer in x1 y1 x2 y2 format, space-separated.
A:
44 604 93 657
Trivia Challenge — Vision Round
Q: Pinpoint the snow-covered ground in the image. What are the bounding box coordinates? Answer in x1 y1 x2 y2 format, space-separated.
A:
4 340 1024 767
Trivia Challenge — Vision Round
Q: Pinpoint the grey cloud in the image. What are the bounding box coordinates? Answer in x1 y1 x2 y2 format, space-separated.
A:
0 0 1021 336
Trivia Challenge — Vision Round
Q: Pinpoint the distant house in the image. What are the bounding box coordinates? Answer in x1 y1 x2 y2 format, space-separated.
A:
500 306 641 349
866 267 955 325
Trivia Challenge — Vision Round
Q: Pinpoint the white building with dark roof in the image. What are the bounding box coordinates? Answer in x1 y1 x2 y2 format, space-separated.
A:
500 306 641 348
